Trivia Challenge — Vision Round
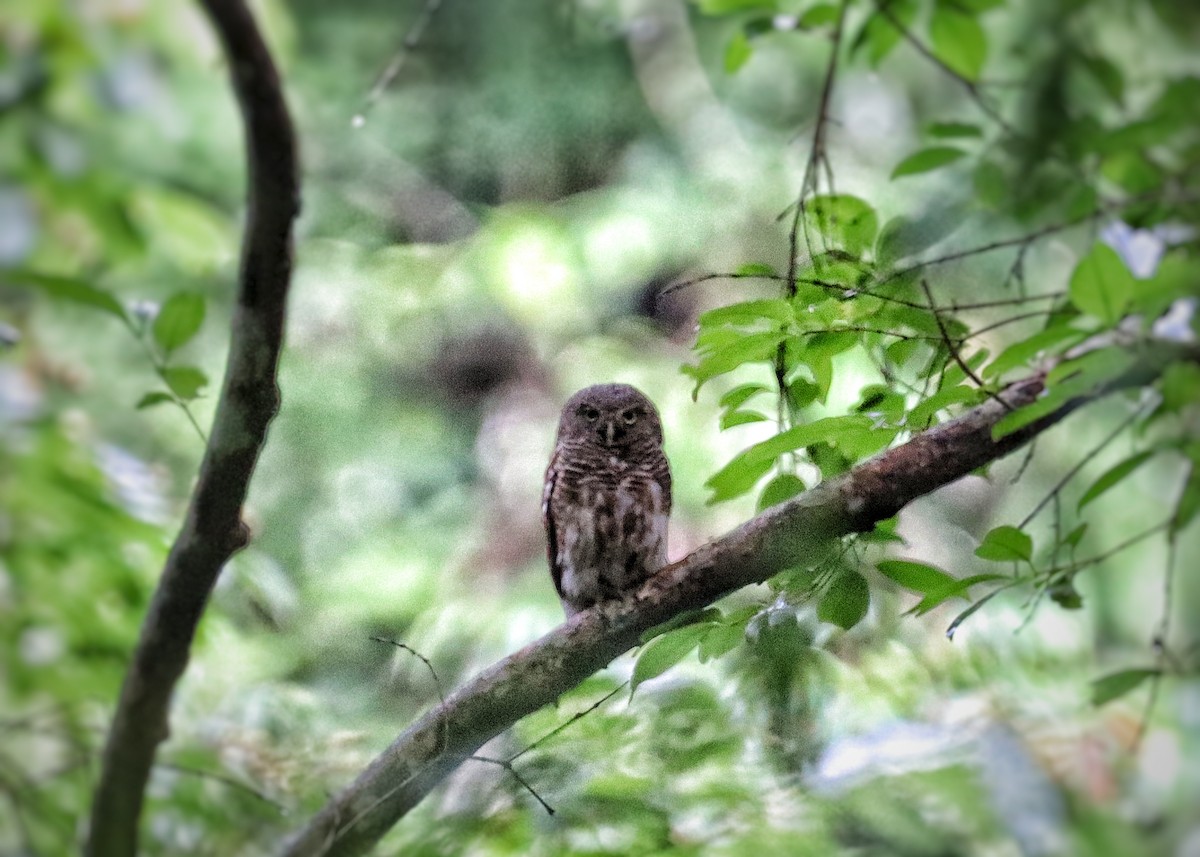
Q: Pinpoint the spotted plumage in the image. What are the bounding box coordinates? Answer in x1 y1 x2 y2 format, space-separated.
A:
543 384 672 618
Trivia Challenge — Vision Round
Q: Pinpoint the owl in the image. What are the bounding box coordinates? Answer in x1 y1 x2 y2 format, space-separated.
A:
543 383 672 618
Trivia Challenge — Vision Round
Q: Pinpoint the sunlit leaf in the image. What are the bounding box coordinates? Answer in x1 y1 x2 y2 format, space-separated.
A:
719 383 769 410
721 409 770 429
974 525 1033 563
1078 451 1155 510
891 146 967 179
1091 668 1158 706
805 194 879 257
152 292 206 354
705 454 775 503
817 570 869 629
930 3 987 81
699 300 793 328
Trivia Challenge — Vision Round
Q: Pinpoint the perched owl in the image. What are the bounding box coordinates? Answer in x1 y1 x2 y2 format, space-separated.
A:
543 383 672 618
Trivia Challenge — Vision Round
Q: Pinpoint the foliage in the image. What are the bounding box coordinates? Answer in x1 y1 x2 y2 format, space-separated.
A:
2 0 1198 854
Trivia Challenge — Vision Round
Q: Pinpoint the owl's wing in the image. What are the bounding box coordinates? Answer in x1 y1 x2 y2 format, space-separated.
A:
542 452 565 600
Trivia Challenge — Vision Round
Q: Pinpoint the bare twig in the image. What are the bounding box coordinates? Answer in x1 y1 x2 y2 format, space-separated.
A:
508 683 627 763
1134 466 1188 752
86 0 299 854
467 756 555 816
1018 403 1148 528
354 0 446 126
157 761 285 812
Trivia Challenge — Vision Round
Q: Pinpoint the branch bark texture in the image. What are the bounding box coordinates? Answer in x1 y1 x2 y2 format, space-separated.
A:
86 1 299 854
282 361 1174 857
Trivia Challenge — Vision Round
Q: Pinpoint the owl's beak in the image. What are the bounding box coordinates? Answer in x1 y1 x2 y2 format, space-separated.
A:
598 420 622 446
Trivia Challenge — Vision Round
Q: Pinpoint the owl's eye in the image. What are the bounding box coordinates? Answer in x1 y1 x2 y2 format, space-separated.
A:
622 409 639 425
581 406 600 421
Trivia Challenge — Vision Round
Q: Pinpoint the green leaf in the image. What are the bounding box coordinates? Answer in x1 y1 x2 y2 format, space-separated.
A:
694 0 775 13
756 473 807 512
734 262 778 278
8 271 129 323
909 573 1005 615
698 622 746 662
1090 668 1158 706
631 624 709 693
724 31 753 73
876 559 957 593
799 3 839 27
683 330 784 398
1172 462 1200 536
992 349 1136 440
721 409 770 429
1069 243 1135 325
1080 53 1124 106
705 454 775 504
719 383 769 410
152 292 206 354
817 570 870 630
926 121 982 138
930 4 987 81
699 299 793 328
974 525 1033 563
1160 362 1200 414
135 392 175 410
908 384 983 428
1062 522 1088 549
891 146 968 179
852 0 917 66
1077 451 1155 510
160 366 209 400
806 195 879 257
982 324 1084 380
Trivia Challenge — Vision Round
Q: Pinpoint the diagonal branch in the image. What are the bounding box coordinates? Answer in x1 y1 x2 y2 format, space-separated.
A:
85 0 299 854
279 344 1193 857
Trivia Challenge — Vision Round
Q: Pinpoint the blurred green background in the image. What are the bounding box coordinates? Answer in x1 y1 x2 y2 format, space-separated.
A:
2 0 1198 854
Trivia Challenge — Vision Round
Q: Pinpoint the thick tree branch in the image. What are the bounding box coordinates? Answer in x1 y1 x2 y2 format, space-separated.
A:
86 1 299 854
280 345 1189 857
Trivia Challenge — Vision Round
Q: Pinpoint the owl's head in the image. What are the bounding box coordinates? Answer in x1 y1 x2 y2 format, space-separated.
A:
556 383 664 450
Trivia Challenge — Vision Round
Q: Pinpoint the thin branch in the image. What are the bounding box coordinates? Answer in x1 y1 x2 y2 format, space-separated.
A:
508 683 627 763
1135 466 1188 752
156 761 285 812
778 0 849 434
875 0 1019 138
279 342 1197 857
467 756 555 816
371 637 449 756
86 0 300 854
920 279 1007 410
354 0 446 126
1018 403 1147 529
